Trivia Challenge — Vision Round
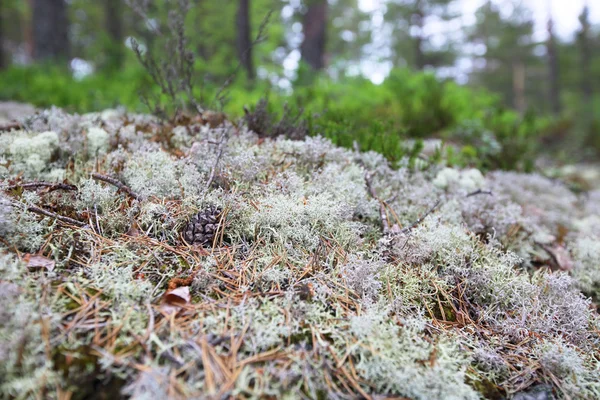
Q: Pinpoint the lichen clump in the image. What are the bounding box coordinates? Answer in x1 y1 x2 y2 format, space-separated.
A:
0 107 599 399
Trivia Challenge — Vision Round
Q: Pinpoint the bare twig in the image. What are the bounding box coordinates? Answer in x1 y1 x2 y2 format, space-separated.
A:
205 130 229 190
128 0 199 119
466 189 493 197
365 171 390 235
400 200 442 234
4 181 78 192
385 193 399 204
354 141 390 234
91 173 140 201
11 201 87 228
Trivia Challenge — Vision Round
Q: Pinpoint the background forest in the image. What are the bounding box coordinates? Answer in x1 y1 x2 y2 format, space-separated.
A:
0 0 598 169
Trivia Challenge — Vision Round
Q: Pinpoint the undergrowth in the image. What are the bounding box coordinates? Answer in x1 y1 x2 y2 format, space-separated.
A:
1 107 599 399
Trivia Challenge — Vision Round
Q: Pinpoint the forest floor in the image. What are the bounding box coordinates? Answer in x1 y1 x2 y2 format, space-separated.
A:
1 104 600 400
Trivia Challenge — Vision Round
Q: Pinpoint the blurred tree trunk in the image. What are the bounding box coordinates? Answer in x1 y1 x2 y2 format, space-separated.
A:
413 1 425 70
24 0 34 62
578 6 592 103
236 0 254 80
512 61 526 113
301 0 327 70
0 0 5 70
546 17 561 115
105 0 124 69
32 0 69 62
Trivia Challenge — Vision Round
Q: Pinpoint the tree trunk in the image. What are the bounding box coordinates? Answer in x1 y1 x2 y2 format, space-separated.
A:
301 0 327 71
578 6 592 103
236 0 254 80
413 2 425 70
546 17 561 115
0 0 5 70
32 0 69 62
105 0 124 69
512 61 526 114
23 0 34 62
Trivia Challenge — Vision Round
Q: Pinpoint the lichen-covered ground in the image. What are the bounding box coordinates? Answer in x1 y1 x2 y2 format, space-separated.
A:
1 107 600 400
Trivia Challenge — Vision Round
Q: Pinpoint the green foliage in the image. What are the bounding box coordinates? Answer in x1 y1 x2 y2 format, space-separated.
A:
0 64 552 171
0 64 150 112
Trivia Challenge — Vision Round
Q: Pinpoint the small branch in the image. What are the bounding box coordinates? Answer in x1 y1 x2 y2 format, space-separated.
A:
354 141 390 235
91 173 140 200
385 193 399 204
205 130 228 190
400 200 441 234
4 182 78 192
364 172 390 235
13 202 87 228
466 189 493 197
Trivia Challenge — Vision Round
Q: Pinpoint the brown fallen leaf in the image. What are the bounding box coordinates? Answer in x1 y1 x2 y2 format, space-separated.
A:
125 218 141 237
23 254 55 272
160 286 191 314
552 244 574 271
535 242 573 271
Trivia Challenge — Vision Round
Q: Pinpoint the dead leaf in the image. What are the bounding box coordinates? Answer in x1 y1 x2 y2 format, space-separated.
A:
160 286 191 314
535 242 573 271
557 224 569 244
23 254 55 272
125 218 141 237
552 245 573 271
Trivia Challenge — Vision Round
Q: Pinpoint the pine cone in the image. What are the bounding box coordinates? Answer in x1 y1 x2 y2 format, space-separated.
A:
182 206 222 246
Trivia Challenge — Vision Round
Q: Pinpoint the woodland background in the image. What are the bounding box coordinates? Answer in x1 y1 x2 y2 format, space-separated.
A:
0 0 599 169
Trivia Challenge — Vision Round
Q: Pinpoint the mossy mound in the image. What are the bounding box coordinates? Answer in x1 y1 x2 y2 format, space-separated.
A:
1 108 599 399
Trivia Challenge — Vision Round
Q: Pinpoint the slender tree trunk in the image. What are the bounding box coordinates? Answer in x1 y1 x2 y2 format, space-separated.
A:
300 0 327 70
413 2 425 70
578 6 592 103
32 0 70 62
0 0 5 70
24 0 34 62
105 0 124 69
236 0 254 80
512 61 526 113
546 17 561 115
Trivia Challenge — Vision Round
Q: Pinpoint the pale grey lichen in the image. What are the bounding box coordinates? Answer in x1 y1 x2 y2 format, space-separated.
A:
346 309 479 400
122 150 182 200
7 130 60 178
0 107 599 399
86 126 110 157
0 193 13 238
341 254 384 301
571 235 600 298
0 252 62 398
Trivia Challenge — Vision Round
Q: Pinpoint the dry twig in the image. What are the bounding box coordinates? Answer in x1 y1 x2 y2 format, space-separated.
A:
466 189 493 197
353 141 390 234
4 181 78 192
205 130 229 190
400 200 442 234
11 201 87 228
92 173 140 200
